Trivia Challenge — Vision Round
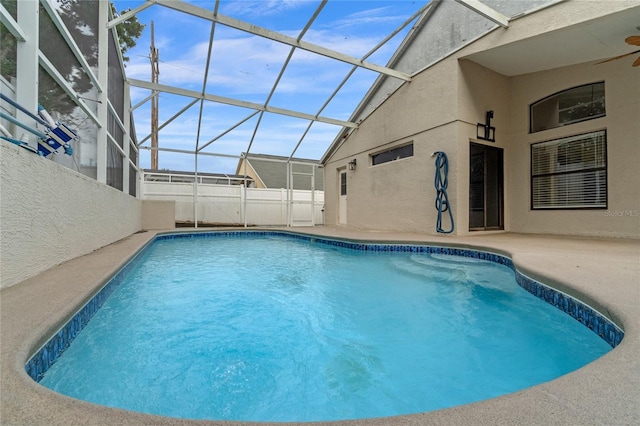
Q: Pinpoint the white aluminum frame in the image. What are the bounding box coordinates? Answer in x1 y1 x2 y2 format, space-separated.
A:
110 0 513 226
3 0 518 225
2 0 137 193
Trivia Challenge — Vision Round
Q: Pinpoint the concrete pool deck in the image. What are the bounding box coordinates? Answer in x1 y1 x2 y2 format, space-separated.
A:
1 227 638 425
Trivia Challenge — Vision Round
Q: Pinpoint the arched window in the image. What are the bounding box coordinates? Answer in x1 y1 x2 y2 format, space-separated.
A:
530 82 605 133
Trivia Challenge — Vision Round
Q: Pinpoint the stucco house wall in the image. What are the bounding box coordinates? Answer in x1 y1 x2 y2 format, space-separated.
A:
507 60 639 237
323 1 639 238
456 60 511 234
324 57 459 232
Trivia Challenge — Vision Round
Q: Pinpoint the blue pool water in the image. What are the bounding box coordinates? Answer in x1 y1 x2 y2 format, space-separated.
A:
40 234 611 421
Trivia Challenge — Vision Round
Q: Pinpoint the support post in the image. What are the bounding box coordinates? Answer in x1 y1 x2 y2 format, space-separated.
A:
286 161 291 227
242 155 248 227
194 153 198 228
311 164 315 226
96 1 109 183
15 0 39 150
150 21 159 169
123 81 131 195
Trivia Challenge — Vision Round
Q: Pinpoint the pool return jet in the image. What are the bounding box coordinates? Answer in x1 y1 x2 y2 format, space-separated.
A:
432 151 454 234
0 93 77 157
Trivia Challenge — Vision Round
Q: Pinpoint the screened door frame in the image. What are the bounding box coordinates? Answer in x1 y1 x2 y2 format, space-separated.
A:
469 142 504 231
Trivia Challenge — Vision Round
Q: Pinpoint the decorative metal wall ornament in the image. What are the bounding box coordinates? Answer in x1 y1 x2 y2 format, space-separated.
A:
476 110 495 142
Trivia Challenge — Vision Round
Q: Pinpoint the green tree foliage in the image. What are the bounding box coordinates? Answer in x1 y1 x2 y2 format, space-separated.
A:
111 4 145 63
0 0 17 80
0 1 143 84
1 0 143 122
0 22 17 81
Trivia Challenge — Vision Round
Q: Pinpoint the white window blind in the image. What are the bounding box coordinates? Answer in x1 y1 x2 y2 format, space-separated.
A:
531 130 607 209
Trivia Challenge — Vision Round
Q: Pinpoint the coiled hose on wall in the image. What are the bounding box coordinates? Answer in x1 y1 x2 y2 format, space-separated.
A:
433 151 454 234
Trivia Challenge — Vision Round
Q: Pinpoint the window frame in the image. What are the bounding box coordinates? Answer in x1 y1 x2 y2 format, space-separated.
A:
370 142 414 166
340 171 347 196
529 82 606 133
530 130 608 210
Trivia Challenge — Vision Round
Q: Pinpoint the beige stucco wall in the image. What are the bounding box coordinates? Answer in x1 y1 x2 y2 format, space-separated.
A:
456 60 511 235
324 58 460 233
507 60 640 238
0 142 142 289
142 200 175 230
323 1 639 238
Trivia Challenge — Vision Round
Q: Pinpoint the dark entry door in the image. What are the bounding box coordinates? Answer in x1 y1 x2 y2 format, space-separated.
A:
469 143 503 230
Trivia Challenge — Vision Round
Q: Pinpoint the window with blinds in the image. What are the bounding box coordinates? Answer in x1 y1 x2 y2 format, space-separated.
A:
531 130 607 209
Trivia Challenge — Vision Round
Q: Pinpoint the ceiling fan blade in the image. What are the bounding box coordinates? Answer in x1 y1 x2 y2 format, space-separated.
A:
625 35 640 46
633 56 640 67
595 49 640 64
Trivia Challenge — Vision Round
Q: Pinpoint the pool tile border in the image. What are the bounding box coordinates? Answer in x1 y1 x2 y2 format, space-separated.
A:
25 230 624 382
24 239 155 382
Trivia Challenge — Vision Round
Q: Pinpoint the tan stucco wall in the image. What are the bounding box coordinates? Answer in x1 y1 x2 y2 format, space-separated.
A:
456 60 511 235
0 142 142 289
324 58 460 233
507 60 640 238
142 200 175 230
323 2 639 238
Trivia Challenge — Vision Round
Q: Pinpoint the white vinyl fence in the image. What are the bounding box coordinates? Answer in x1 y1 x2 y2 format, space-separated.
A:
142 179 324 227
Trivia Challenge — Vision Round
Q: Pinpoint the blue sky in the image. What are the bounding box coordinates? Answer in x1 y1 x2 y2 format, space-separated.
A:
113 1 426 173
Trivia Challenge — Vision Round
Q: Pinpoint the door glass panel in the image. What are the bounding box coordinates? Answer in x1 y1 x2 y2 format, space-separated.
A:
469 144 485 229
469 143 503 230
485 147 503 228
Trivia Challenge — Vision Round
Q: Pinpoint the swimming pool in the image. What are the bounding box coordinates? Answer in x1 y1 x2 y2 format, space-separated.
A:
27 231 623 422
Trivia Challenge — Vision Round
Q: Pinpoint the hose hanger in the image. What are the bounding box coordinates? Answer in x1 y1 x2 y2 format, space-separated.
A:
432 151 454 234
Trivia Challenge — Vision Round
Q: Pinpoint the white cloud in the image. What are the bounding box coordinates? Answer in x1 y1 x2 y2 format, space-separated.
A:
120 0 422 172
220 0 315 18
328 6 405 30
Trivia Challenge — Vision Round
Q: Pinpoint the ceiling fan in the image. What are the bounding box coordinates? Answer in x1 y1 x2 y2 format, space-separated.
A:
597 35 640 66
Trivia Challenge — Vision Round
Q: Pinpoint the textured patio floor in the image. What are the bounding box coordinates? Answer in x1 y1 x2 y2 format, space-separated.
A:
1 227 638 425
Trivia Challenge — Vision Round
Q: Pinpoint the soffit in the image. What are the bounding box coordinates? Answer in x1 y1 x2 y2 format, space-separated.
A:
463 6 640 76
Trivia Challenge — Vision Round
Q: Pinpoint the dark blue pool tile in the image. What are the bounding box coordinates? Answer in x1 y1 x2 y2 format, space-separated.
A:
514 272 623 348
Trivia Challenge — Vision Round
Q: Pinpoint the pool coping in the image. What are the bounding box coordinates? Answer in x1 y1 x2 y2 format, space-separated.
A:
1 227 639 425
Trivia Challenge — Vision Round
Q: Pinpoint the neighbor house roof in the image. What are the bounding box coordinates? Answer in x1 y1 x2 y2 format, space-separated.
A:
235 154 323 191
